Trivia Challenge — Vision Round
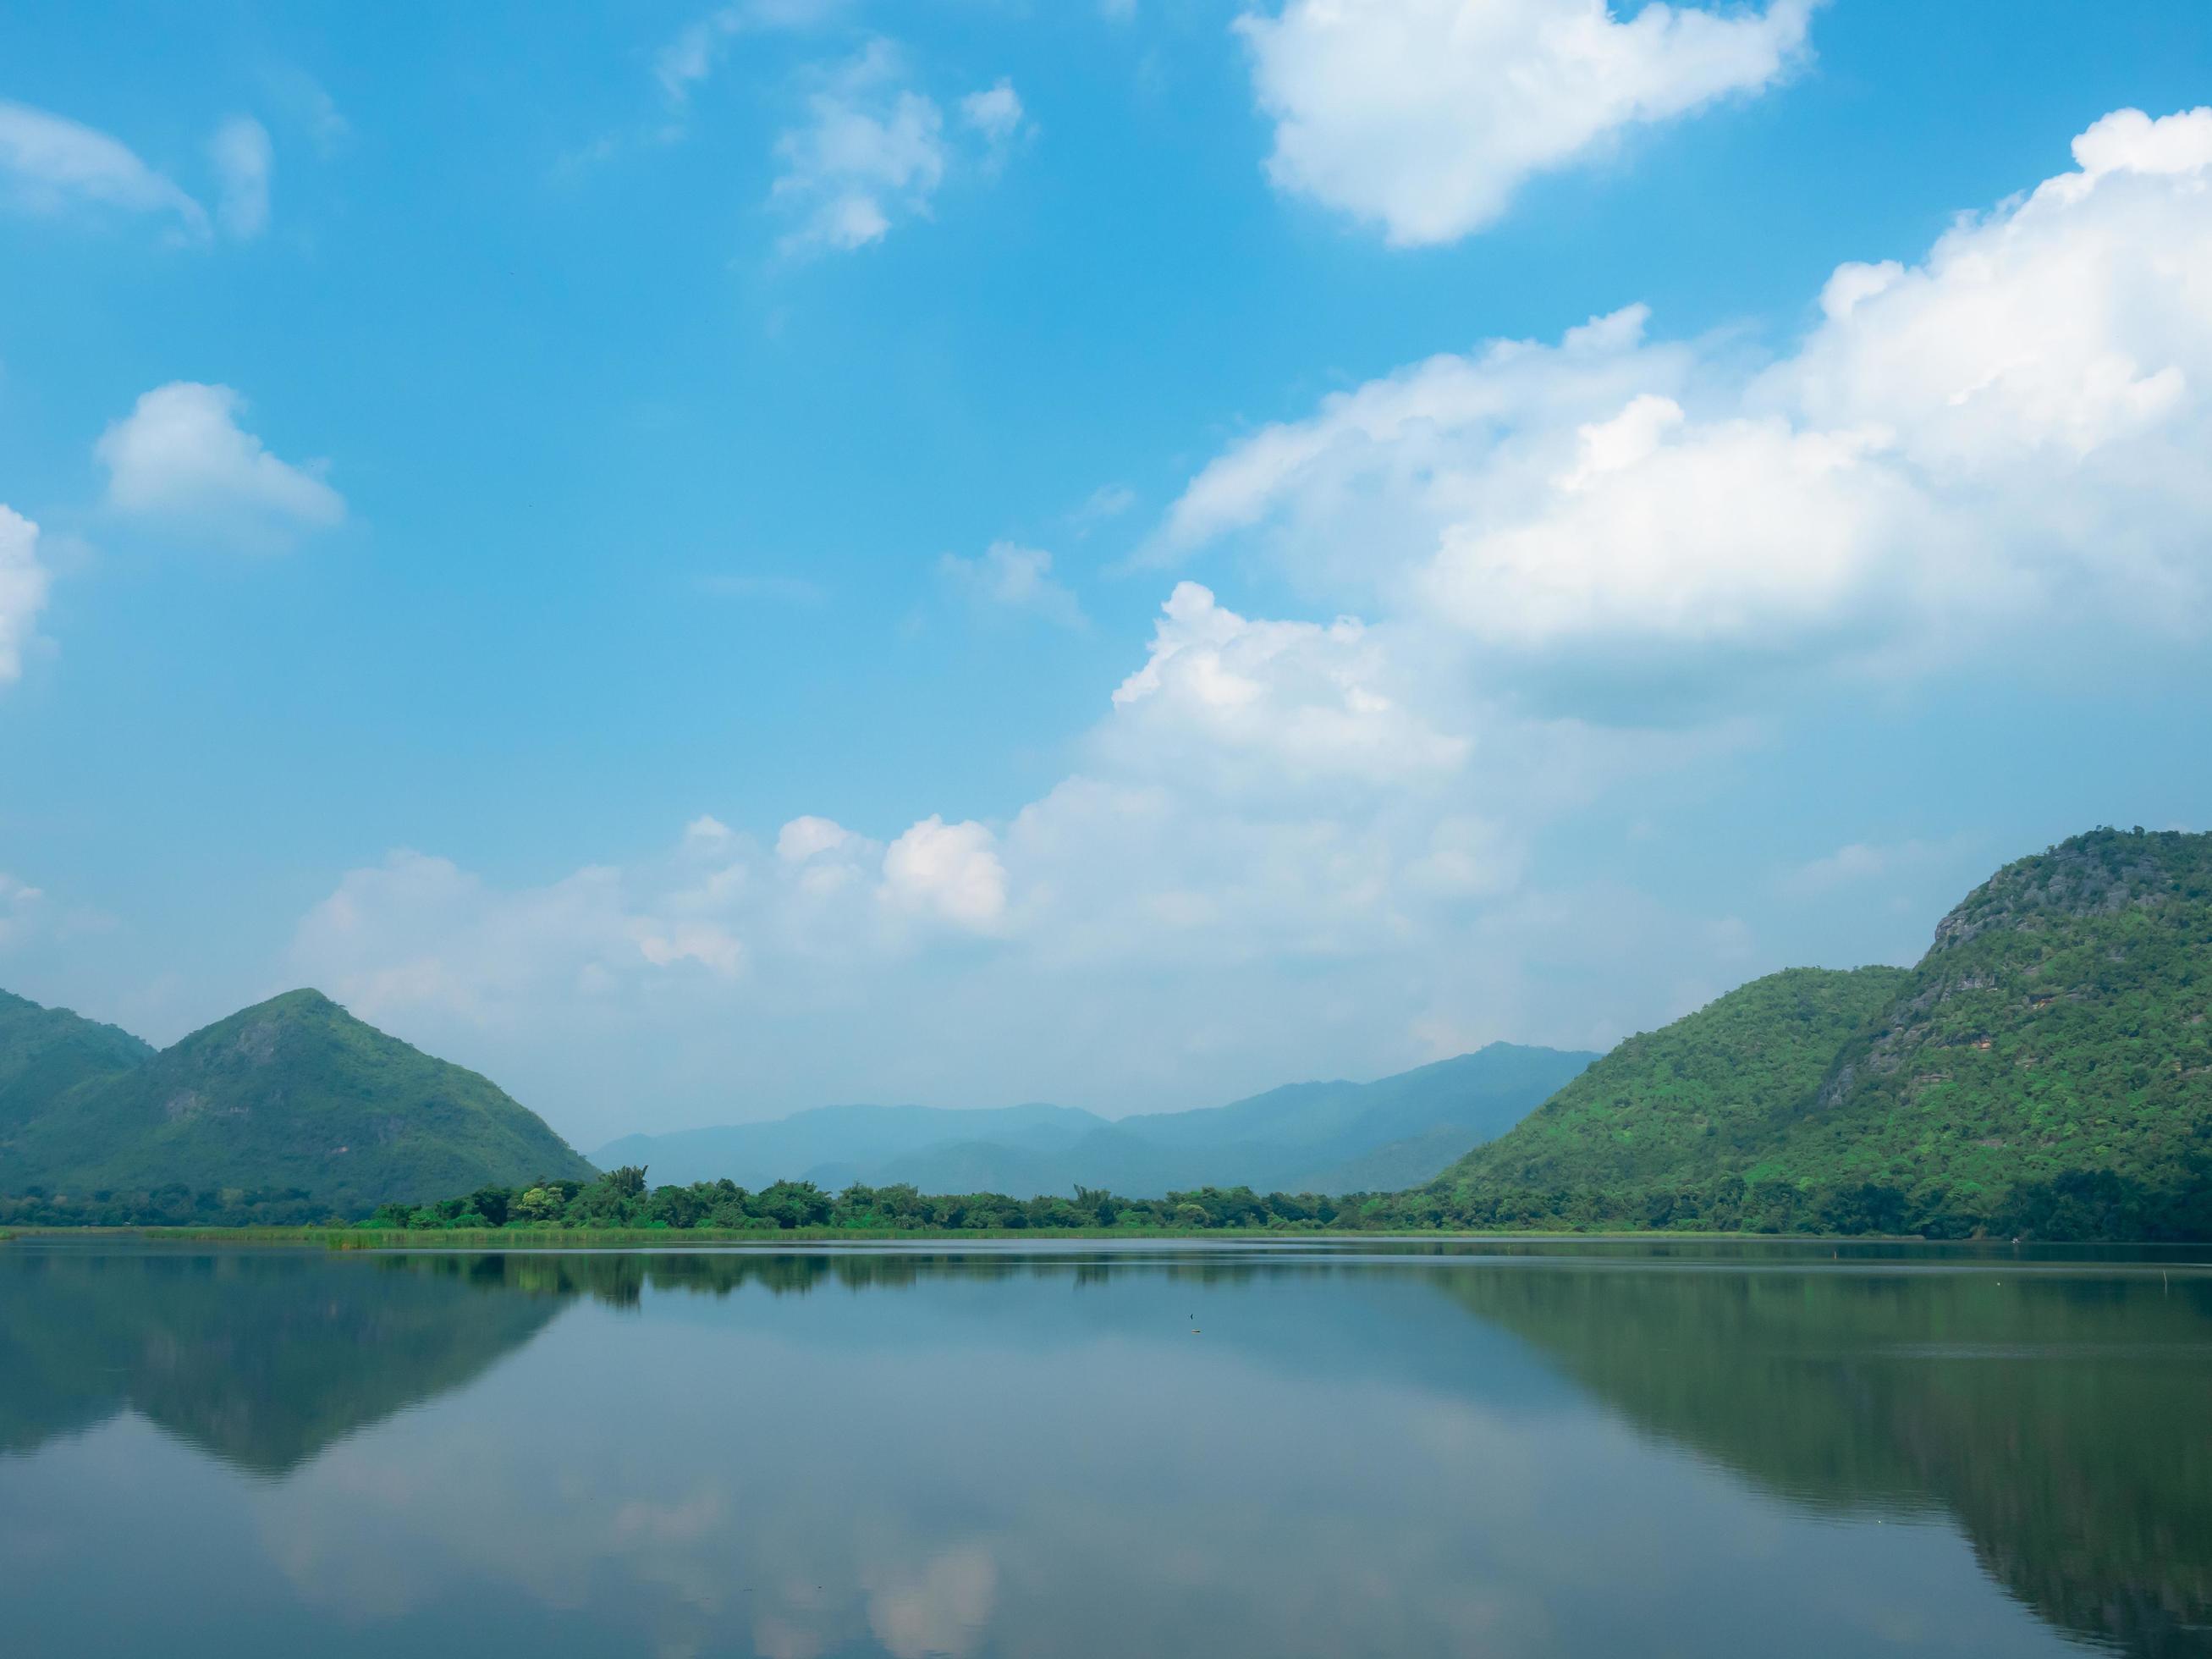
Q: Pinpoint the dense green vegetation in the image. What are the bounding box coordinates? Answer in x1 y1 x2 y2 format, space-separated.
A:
0 989 596 1214
0 989 153 1137
356 1164 1361 1235
1367 829 2212 1240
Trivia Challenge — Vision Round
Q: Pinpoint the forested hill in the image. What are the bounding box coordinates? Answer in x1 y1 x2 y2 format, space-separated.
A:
1427 966 1912 1211
0 989 596 1217
1406 828 2212 1238
0 990 156 1136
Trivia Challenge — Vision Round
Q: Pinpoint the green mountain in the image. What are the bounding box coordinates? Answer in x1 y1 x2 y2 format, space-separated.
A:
1432 967 1910 1202
0 989 155 1136
1411 829 2212 1238
0 988 595 1215
1776 827 2212 1216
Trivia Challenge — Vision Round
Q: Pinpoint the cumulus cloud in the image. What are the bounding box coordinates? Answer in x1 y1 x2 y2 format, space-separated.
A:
1107 581 1464 787
0 507 52 687
0 98 207 238
293 807 1011 1040
283 562 1679 1122
208 114 272 239
770 42 1023 252
1160 107 2212 692
282 110 2212 1137
939 542 1085 628
777 815 857 863
1237 0 1816 245
772 41 947 251
284 560 1739 1134
291 848 747 1028
882 817 1010 933
96 383 344 550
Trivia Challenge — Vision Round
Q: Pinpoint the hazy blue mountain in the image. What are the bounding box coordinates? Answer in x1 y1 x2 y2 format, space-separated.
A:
595 1101 1112 1191
598 1043 1597 1198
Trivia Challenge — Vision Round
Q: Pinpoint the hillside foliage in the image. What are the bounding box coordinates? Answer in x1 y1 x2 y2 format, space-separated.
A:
0 989 595 1212
1356 829 2212 1240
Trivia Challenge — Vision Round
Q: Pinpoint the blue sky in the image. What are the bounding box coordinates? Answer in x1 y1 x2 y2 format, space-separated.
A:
3 0 2211 1146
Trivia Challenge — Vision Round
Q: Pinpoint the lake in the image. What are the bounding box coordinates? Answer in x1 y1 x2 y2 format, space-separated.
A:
3 1237 2208 1657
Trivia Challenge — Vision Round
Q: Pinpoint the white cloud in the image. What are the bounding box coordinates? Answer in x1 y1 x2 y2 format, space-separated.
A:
0 507 52 687
277 109 2212 1139
1236 0 1816 245
283 571 1733 1134
960 80 1025 145
96 383 344 550
770 43 1022 253
0 98 207 238
657 0 848 104
772 42 947 251
777 815 856 863
939 542 1085 628
209 114 272 239
685 815 736 847
1069 482 1136 532
659 10 745 105
1159 106 2212 688
1108 581 1464 786
292 846 751 1028
882 817 1009 933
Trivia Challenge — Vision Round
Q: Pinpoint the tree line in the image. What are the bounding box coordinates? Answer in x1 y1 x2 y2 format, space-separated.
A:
8 1160 2207 1241
367 1168 1359 1233
358 1158 2212 1241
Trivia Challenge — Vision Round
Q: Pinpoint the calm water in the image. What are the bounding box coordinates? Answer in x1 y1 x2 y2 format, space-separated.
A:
3 1238 2209 1658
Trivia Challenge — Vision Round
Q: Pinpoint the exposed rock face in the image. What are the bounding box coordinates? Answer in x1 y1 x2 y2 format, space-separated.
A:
1929 831 2180 955
1819 829 2208 1111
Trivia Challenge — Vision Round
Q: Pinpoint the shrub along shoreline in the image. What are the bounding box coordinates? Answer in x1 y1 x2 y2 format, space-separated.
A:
7 1157 2200 1243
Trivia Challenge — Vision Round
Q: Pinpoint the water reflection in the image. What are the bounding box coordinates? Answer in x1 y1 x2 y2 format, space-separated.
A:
0 1240 559 1472
2 1238 2207 1658
1434 1260 2212 1657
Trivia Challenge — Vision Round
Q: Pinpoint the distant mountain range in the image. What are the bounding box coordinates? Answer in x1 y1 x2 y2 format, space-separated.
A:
594 1043 1598 1199
0 988 594 1214
6 826 2208 1235
0 980 1592 1215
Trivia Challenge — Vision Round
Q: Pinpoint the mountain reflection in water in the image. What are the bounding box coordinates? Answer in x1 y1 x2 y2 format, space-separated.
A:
1 1237 2205 1659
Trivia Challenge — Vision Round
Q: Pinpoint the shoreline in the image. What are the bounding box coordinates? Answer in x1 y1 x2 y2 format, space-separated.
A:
9 1223 2189 1250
